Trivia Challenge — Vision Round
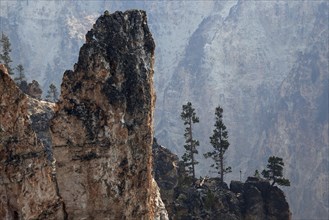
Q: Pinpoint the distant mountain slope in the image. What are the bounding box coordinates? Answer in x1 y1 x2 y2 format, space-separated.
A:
157 1 328 219
255 40 329 219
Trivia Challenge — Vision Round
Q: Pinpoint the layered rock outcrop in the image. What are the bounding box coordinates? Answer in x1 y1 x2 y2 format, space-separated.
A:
50 10 160 219
1 10 168 219
0 64 65 219
153 141 291 220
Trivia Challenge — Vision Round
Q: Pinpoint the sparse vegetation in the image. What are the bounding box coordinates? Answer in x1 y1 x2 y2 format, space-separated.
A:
262 156 290 187
254 169 260 178
46 83 59 102
14 64 26 84
204 190 216 209
0 33 13 75
204 105 231 183
181 101 199 179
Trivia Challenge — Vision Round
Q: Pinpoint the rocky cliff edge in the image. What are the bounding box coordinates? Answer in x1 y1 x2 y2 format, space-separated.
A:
0 10 168 220
153 139 291 220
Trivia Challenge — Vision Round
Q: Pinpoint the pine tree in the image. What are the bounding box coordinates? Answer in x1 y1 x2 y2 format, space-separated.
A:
14 64 26 84
262 156 290 187
46 83 59 102
204 105 231 183
0 33 13 75
181 102 199 179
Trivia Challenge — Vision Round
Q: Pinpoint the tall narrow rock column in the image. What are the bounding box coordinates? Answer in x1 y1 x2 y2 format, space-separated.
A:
50 10 157 219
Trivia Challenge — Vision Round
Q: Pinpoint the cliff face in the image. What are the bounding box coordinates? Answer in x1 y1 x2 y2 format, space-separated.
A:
0 10 168 219
50 10 159 219
155 2 327 218
153 138 180 218
254 37 329 218
153 141 291 220
0 64 65 219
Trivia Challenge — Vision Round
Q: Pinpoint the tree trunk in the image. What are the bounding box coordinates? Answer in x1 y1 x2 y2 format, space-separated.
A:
190 117 195 179
220 148 223 183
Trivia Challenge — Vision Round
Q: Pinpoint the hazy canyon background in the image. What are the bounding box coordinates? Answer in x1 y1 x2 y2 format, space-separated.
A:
0 1 328 219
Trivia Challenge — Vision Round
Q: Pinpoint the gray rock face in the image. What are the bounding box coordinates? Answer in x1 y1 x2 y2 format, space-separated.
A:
155 2 328 219
153 143 290 220
28 98 55 160
243 177 290 220
255 38 329 218
153 138 180 218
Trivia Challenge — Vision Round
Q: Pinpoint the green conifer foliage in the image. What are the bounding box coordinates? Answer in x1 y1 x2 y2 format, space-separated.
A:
181 102 199 179
46 83 59 102
14 64 26 84
262 156 291 187
204 105 231 183
0 33 13 75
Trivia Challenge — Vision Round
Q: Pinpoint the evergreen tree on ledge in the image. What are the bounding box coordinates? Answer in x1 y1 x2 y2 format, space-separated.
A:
204 105 231 183
262 156 290 187
181 101 199 179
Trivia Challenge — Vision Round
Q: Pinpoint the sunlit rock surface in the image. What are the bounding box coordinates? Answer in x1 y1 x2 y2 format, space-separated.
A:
0 64 65 219
1 10 168 219
50 10 161 219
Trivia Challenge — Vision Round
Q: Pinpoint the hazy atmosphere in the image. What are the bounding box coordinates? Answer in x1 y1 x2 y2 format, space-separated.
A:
0 1 328 219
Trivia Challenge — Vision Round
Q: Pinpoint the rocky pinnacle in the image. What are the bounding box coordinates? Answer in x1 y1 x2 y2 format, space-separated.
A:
50 10 161 219
0 10 167 219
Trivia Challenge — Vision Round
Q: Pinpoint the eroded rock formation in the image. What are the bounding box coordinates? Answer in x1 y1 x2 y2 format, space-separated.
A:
50 10 160 219
0 64 65 219
0 10 168 220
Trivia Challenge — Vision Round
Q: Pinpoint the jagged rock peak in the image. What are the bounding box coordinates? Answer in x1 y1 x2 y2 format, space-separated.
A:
51 10 163 219
62 9 155 110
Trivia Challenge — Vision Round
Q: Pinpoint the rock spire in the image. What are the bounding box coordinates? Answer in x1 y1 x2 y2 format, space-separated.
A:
50 10 159 219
